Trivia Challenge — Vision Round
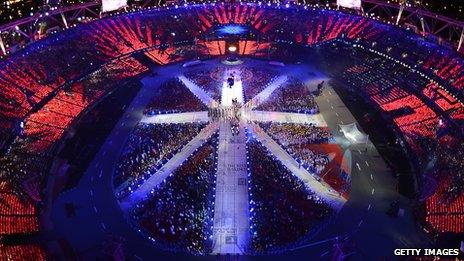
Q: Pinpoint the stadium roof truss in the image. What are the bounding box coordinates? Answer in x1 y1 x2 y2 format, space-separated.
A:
0 1 101 56
362 0 464 52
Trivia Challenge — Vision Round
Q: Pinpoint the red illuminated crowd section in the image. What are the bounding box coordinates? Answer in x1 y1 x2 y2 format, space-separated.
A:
105 56 149 79
0 181 39 236
0 56 147 258
238 41 270 56
426 179 464 233
424 134 464 234
198 40 226 56
78 4 384 64
422 82 464 123
344 64 464 233
369 84 438 150
85 16 158 58
423 54 464 92
196 4 273 33
381 93 438 156
194 4 382 44
0 3 462 135
0 3 452 138
145 47 182 65
0 61 65 130
23 57 148 154
300 15 382 45
0 171 42 260
83 12 205 59
0 244 46 260
194 4 382 45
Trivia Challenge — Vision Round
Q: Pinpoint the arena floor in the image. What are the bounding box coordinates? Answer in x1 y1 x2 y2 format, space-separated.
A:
47 58 431 260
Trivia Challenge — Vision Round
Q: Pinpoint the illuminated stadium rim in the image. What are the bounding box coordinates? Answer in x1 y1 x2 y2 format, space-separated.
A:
1 1 463 121
1 0 464 57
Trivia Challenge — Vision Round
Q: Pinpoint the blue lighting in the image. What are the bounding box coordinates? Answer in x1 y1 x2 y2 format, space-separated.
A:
217 24 249 35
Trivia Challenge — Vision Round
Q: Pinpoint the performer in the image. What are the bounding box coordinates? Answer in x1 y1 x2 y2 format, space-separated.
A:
227 77 234 88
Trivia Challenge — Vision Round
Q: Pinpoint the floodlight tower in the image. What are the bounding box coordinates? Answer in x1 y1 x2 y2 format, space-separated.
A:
396 0 428 37
395 0 421 25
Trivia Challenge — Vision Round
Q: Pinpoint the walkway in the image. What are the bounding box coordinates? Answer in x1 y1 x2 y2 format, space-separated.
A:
178 75 218 107
243 110 328 126
308 84 432 258
221 68 244 106
140 111 209 124
120 122 219 210
245 75 288 108
248 122 346 210
212 121 250 254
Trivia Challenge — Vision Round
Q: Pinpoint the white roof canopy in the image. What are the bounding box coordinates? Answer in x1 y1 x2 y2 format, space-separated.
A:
339 123 369 144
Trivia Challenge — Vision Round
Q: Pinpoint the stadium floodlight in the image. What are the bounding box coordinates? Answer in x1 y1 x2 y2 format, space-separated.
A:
228 46 237 52
102 0 127 12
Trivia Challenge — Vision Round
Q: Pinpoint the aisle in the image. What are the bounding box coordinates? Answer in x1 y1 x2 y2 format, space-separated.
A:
211 121 250 254
248 122 346 210
245 75 288 108
120 122 219 210
140 111 209 124
221 69 244 106
244 110 328 126
178 75 218 106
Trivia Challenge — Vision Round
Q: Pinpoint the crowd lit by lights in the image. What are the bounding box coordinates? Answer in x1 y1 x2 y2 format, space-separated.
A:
0 0 463 60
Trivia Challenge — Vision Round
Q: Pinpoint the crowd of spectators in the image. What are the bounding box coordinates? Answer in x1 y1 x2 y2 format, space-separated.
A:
335 46 440 163
2 1 463 34
130 136 217 254
0 136 51 198
0 7 216 259
0 3 392 136
425 135 464 233
434 137 464 202
0 179 39 236
1 2 461 139
143 78 207 115
247 139 334 254
325 44 464 233
0 55 147 155
260 122 332 144
3 59 147 194
241 67 278 102
115 122 206 196
0 244 46 260
184 66 278 103
0 178 41 257
258 122 332 174
184 67 223 101
257 77 319 114
0 55 147 260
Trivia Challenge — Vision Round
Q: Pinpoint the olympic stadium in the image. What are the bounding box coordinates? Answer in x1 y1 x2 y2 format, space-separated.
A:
0 0 463 260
